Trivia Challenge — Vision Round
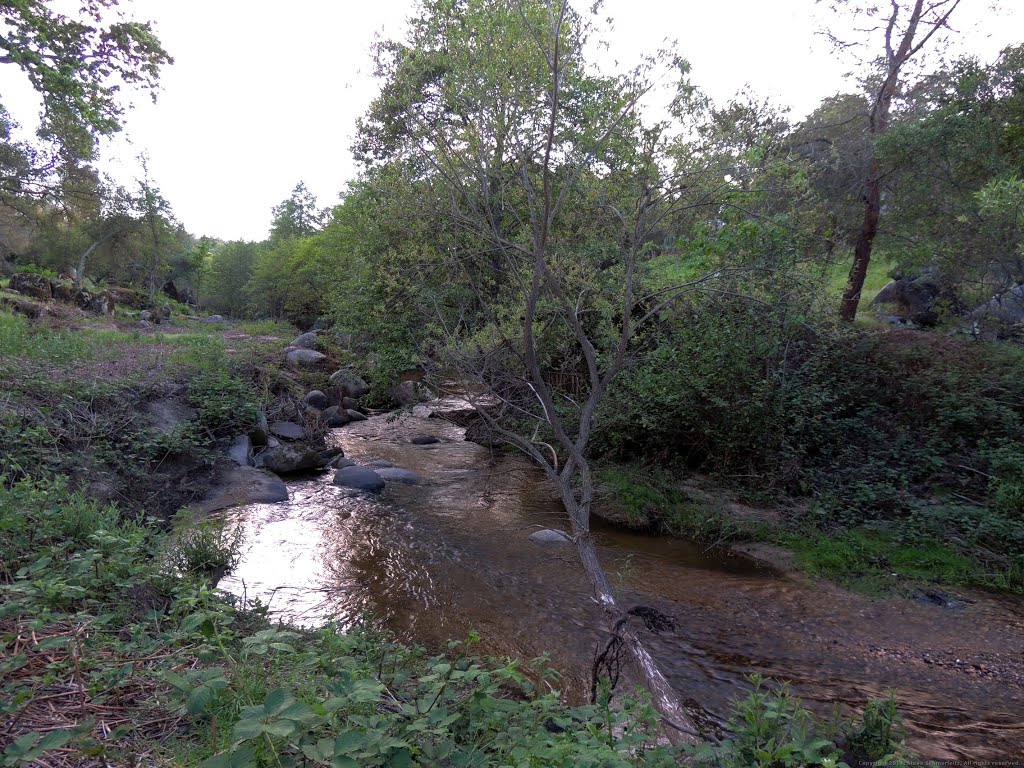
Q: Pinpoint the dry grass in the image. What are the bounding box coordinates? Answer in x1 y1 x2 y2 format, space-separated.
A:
0 615 193 767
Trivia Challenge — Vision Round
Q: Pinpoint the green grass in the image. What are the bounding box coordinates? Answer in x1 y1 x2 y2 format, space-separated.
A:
824 254 897 303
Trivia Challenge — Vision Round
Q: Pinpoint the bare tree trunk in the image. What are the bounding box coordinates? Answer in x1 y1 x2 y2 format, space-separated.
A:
75 241 101 290
841 157 883 322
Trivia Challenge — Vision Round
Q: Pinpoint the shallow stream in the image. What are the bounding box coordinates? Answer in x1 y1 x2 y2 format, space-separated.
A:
221 403 1024 760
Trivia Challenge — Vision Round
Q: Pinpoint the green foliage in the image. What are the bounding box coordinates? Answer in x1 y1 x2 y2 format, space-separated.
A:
12 263 57 278
165 514 244 585
686 676 910 767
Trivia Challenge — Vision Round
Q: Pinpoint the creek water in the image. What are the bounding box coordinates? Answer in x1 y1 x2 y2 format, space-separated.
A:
220 403 1024 760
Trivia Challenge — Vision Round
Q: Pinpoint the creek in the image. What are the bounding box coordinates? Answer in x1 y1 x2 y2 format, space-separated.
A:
220 401 1024 760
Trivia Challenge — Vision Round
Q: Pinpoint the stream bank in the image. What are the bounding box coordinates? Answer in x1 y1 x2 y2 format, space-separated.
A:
221 401 1024 762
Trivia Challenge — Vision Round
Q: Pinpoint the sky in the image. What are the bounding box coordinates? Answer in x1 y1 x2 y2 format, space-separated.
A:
2 0 1022 241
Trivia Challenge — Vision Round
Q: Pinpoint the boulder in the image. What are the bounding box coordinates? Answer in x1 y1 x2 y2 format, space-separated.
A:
311 316 334 331
286 348 328 367
85 290 115 316
329 369 370 398
340 396 362 411
52 282 78 303
367 459 394 468
290 331 320 349
257 443 330 474
376 467 420 485
249 413 270 446
969 284 1024 330
269 421 305 440
303 390 331 410
320 405 351 427
107 286 146 309
327 455 356 470
345 409 368 422
229 435 254 466
205 314 226 324
199 466 289 512
869 274 941 326
411 434 440 445
10 272 53 300
387 382 428 409
332 465 385 492
528 529 572 545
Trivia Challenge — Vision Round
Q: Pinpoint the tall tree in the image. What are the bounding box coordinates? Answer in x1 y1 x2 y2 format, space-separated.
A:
0 0 172 203
269 182 327 240
356 0 710 743
822 0 962 321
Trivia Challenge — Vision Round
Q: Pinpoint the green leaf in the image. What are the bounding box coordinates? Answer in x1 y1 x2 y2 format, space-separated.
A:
262 687 293 715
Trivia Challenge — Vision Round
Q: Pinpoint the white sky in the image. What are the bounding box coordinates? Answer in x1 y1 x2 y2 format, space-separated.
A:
2 0 1022 241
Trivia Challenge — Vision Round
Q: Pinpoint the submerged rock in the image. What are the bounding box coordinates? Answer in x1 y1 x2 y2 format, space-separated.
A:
411 434 440 445
332 465 385 492
528 529 572 545
376 467 420 485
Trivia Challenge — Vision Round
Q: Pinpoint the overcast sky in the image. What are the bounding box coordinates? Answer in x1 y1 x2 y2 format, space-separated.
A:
3 0 1022 241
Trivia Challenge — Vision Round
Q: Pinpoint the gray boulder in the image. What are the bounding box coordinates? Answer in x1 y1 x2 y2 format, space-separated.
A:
320 406 351 427
389 381 419 407
258 443 329 474
376 467 420 485
311 316 334 331
870 274 941 325
304 390 330 410
228 435 254 467
286 348 328 367
970 284 1024 328
199 467 289 512
340 396 362 411
205 314 226 324
528 529 572 545
290 331 320 349
329 369 370 399
269 421 305 440
345 409 368 422
328 455 356 470
367 459 394 468
333 465 385 492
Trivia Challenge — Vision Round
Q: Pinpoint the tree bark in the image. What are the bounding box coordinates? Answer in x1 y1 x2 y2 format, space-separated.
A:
841 157 883 322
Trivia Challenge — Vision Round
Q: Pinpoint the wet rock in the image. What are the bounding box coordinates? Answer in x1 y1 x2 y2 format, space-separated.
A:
258 443 329 474
200 466 289 512
390 381 420 407
376 467 420 485
345 409 367 422
269 421 305 440
304 390 330 410
528 529 572 545
329 369 370 399
229 434 254 466
328 455 356 470
411 434 440 445
320 405 351 427
286 348 328 367
333 465 385 492
367 459 394 468
290 331 320 349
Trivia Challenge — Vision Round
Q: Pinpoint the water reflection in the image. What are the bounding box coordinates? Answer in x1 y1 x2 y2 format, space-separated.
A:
220 404 1024 760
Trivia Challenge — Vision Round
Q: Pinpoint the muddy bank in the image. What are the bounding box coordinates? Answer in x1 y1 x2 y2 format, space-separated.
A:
220 405 1024 761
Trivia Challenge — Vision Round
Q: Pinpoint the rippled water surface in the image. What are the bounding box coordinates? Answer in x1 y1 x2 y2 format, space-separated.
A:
221 403 1024 760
